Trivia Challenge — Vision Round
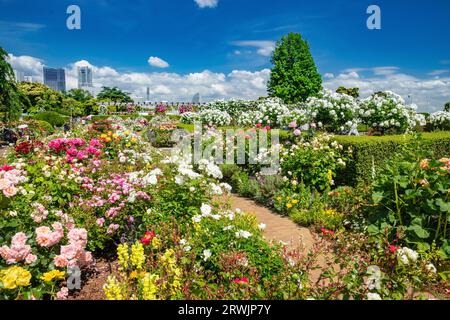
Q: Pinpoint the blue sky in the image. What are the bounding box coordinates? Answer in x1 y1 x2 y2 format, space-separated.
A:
1 0 450 111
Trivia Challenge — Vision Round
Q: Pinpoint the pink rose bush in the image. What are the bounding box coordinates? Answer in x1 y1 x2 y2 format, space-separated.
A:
0 166 27 198
48 138 103 164
0 233 36 265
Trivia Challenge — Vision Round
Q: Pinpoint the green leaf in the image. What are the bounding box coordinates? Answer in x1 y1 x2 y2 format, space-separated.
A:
436 199 450 213
407 225 430 239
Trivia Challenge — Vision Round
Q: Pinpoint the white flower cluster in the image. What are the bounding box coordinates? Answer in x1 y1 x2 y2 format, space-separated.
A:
359 91 420 133
429 111 450 130
180 112 200 124
180 90 435 134
257 97 290 127
235 110 263 127
198 158 223 179
305 89 360 132
396 247 419 266
200 109 232 127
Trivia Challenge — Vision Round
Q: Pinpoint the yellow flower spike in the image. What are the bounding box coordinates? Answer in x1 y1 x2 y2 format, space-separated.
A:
151 237 161 249
117 243 130 271
141 273 159 300
103 276 125 300
130 242 145 270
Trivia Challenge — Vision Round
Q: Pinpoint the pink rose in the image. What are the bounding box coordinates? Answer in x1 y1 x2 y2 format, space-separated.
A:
54 255 69 268
0 178 11 190
25 254 37 264
3 186 17 197
96 218 105 227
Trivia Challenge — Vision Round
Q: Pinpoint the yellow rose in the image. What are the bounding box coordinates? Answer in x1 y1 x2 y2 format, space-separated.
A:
292 200 299 205
0 266 32 289
41 270 65 282
286 203 293 209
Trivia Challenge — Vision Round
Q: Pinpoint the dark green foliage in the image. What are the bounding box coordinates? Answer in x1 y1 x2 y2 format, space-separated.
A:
268 33 322 103
336 86 360 99
444 102 450 112
0 47 22 121
335 132 450 186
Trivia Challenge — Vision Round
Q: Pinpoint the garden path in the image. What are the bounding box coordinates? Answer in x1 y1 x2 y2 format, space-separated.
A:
229 195 315 252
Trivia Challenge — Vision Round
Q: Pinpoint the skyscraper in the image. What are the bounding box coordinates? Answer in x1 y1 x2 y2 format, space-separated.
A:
43 67 66 92
78 66 93 88
13 69 25 82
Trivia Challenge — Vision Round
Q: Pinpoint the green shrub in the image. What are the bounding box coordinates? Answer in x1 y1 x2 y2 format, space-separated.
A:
33 111 67 128
335 132 450 186
34 120 54 134
368 142 450 256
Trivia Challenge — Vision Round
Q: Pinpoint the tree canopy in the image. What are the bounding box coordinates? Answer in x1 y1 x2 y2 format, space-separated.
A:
267 33 322 104
445 102 450 112
65 88 93 103
0 47 22 121
97 86 133 103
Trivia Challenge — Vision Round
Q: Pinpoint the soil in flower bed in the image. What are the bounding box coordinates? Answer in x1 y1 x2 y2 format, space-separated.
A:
70 259 119 300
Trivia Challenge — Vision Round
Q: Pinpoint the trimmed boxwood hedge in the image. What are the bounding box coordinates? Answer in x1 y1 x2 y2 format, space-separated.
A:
335 132 450 186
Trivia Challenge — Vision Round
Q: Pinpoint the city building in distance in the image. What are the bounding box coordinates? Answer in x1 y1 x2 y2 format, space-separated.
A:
78 66 93 88
13 69 25 82
43 67 66 92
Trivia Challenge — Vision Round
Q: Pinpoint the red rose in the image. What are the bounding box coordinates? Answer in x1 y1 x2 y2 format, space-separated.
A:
320 228 335 236
389 244 398 254
256 123 262 128
141 231 156 245
233 277 249 284
265 126 271 131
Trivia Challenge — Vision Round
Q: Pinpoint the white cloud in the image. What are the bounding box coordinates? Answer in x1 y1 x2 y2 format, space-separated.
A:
194 0 218 9
148 56 170 68
324 68 450 112
232 40 276 57
323 73 334 79
7 54 44 81
428 69 450 76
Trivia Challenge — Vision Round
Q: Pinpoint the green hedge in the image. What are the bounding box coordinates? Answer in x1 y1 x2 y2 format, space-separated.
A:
32 111 68 128
335 132 450 186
